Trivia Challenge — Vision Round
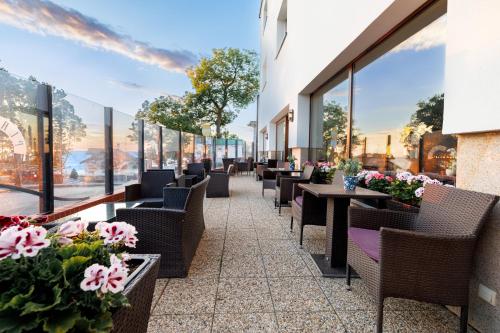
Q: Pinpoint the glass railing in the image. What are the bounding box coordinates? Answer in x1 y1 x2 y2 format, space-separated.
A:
0 71 253 215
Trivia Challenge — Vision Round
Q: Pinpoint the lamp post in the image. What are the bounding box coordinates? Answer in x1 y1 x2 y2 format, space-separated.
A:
201 123 212 159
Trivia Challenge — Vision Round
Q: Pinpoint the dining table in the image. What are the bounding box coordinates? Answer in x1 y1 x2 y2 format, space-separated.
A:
298 183 391 278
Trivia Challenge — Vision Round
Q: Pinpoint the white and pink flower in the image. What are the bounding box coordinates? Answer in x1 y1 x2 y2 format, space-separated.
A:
0 226 50 261
96 222 138 248
101 263 127 293
0 226 24 260
110 253 130 273
396 171 412 181
423 178 442 187
57 220 89 244
80 264 108 291
415 187 425 198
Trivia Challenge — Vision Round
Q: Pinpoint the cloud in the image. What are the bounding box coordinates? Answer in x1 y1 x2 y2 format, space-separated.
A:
0 0 197 72
390 16 446 53
107 79 171 96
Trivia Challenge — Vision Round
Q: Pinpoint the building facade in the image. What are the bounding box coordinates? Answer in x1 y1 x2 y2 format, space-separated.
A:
258 0 500 331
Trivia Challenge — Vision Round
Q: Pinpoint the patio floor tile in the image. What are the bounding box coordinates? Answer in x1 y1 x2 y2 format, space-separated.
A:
220 254 266 278
147 314 212 333
268 277 332 312
275 311 346 333
263 253 312 277
215 277 274 313
212 312 278 333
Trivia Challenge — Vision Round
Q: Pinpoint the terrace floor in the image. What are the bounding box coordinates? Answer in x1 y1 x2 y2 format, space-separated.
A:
147 174 469 332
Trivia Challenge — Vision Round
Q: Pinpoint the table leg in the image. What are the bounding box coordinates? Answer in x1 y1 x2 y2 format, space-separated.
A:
311 197 351 278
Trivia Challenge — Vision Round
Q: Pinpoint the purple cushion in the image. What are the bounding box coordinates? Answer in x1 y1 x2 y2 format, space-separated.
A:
294 195 303 207
348 227 380 262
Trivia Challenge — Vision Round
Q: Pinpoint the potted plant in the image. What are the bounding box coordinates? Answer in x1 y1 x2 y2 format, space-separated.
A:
201 157 212 174
337 159 362 190
306 161 335 184
0 217 159 333
287 155 297 170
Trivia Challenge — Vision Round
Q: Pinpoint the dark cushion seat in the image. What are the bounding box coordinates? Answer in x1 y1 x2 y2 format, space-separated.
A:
294 195 303 207
348 227 380 262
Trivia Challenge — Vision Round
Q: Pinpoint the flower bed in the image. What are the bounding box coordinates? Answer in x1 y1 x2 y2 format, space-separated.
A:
356 170 454 211
0 216 156 333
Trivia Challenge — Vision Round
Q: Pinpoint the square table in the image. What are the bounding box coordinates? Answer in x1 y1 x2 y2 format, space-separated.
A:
298 183 391 278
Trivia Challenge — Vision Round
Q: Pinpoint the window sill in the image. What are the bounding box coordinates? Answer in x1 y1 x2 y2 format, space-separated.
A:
275 32 287 59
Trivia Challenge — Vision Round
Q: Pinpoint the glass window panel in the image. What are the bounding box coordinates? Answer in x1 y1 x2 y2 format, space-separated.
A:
215 138 225 168
181 132 194 169
206 137 214 168
0 72 42 215
237 139 244 159
194 135 205 162
144 123 160 170
162 128 179 172
310 70 350 163
351 5 455 175
53 93 105 209
227 139 236 158
276 119 286 160
113 111 139 191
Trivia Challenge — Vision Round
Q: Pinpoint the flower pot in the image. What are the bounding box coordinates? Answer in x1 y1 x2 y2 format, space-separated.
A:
289 161 295 170
386 199 420 213
343 176 358 191
112 254 160 333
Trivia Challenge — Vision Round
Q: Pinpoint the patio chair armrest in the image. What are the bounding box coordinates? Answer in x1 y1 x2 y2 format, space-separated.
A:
209 169 226 174
125 183 141 201
292 183 304 200
379 227 477 301
163 187 191 209
348 207 417 231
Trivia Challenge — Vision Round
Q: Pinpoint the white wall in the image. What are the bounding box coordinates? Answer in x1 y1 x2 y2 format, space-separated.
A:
258 0 407 148
442 0 500 134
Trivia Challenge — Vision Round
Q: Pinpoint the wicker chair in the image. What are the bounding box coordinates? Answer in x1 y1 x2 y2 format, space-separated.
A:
256 164 268 181
182 163 205 184
290 181 327 247
206 165 234 197
267 159 278 168
262 169 276 197
275 165 314 215
125 169 176 204
222 158 235 172
346 184 498 333
116 176 210 278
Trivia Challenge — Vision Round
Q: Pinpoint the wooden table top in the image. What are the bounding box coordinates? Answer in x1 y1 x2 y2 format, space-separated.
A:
298 183 391 199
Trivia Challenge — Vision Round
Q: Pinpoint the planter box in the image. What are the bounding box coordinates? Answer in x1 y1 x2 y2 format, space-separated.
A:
386 199 420 213
112 254 160 333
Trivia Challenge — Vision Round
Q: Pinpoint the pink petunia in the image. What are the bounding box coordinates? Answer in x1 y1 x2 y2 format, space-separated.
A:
80 264 108 291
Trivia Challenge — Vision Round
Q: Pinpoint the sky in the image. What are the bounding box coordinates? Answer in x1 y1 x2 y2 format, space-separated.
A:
0 0 260 140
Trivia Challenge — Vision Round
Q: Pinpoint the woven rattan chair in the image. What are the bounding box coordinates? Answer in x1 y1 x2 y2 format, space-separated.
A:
206 164 233 197
116 176 210 278
262 169 276 197
290 181 327 247
182 163 205 184
346 184 498 333
256 164 267 181
275 165 314 215
222 158 235 172
125 169 176 204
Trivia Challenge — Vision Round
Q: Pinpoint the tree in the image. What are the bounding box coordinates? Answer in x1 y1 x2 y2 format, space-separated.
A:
410 93 444 130
221 129 239 140
135 96 202 134
185 48 259 138
322 101 359 160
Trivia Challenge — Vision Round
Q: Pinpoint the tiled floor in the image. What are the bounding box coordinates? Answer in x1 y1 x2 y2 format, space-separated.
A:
148 174 469 332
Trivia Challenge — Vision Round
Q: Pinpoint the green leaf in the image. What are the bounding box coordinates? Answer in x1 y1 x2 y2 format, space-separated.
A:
62 256 90 283
20 286 62 315
0 285 34 311
43 311 81 333
0 315 40 333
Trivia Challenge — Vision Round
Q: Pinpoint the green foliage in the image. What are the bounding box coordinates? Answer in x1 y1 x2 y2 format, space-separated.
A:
410 93 444 130
366 178 391 193
337 159 362 177
0 236 128 333
185 48 259 137
220 129 238 140
388 179 422 206
136 96 202 134
69 169 78 180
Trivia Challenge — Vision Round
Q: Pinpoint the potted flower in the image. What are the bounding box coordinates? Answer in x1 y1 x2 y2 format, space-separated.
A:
307 161 335 184
337 159 362 190
0 218 160 333
287 155 297 170
364 171 393 193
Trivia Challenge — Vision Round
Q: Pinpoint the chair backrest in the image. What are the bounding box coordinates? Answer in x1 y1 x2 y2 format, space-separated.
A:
222 158 235 171
227 164 235 175
302 165 314 180
184 176 210 212
187 163 205 179
267 159 278 168
247 157 254 171
140 170 175 198
416 184 498 236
